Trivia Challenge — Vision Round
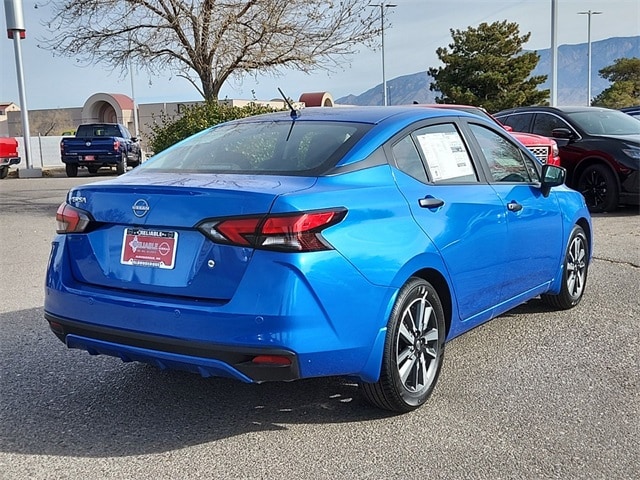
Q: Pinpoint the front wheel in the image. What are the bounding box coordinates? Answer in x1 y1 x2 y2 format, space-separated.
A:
577 164 618 213
541 225 589 310
116 153 128 175
0 166 8 179
360 277 446 413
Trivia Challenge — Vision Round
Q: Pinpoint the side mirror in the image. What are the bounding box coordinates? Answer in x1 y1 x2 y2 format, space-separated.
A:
551 128 575 140
540 164 566 197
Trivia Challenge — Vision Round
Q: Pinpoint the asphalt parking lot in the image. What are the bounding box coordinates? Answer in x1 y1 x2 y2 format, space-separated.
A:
0 171 638 480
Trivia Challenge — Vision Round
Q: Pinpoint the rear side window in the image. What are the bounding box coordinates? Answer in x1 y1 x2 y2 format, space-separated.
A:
140 120 371 175
391 136 429 183
414 124 478 183
498 113 533 133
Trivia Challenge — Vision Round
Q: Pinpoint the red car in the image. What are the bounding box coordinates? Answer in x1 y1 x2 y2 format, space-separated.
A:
419 104 561 166
0 137 21 179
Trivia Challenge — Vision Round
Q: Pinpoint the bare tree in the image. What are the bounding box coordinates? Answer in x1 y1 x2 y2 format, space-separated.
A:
41 0 382 101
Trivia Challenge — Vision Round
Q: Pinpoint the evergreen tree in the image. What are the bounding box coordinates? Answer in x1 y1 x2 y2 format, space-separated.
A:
428 20 548 112
592 57 640 108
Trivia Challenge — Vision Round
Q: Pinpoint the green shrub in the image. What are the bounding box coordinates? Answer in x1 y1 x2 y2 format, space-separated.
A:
148 101 280 154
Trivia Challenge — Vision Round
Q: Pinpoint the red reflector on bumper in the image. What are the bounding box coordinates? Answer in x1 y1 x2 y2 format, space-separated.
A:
252 355 292 366
48 321 64 335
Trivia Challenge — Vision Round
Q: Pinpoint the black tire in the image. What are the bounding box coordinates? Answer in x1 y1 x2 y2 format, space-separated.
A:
577 164 619 213
65 163 78 177
541 225 589 310
360 277 446 413
130 152 142 168
0 166 8 179
87 165 100 174
116 153 128 175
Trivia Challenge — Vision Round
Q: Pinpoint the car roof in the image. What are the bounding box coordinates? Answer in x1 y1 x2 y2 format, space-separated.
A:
497 105 616 115
234 105 478 126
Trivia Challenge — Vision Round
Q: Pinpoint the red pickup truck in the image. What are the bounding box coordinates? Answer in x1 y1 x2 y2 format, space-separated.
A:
0 137 21 179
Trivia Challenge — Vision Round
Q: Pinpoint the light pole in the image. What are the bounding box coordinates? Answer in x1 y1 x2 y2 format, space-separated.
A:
371 3 396 106
578 10 602 106
4 0 39 175
550 0 558 106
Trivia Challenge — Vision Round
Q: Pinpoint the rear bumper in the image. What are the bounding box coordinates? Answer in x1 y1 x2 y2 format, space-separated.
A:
44 236 395 383
62 154 122 165
45 312 300 382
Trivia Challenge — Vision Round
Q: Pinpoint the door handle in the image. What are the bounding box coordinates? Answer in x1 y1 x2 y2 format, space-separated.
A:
507 201 523 212
419 196 445 209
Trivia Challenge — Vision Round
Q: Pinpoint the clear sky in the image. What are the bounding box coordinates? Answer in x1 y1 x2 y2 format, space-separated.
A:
1 0 639 110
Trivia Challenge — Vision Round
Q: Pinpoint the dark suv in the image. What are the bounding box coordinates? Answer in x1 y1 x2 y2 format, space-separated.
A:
495 106 640 212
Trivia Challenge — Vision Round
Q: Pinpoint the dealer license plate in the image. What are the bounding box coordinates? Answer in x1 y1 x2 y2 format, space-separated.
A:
84 155 95 161
120 228 178 269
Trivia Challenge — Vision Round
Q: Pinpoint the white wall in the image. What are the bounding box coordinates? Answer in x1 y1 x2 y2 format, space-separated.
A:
15 136 63 168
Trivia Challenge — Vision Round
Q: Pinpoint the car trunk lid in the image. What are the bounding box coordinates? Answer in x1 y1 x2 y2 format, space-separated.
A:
64 172 316 301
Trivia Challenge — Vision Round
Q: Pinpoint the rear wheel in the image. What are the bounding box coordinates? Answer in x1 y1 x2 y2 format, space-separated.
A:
0 166 8 179
360 277 446 412
577 164 618 213
65 163 78 177
541 225 589 310
116 153 128 175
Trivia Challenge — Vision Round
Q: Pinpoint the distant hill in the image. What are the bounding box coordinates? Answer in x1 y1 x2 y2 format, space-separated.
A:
336 36 640 108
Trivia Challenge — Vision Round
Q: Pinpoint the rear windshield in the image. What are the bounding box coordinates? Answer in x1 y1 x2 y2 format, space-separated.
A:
76 125 122 137
139 119 372 175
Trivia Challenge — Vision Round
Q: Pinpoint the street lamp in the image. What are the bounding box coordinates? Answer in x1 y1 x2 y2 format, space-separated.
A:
578 10 602 106
4 0 36 174
370 3 396 106
550 0 558 106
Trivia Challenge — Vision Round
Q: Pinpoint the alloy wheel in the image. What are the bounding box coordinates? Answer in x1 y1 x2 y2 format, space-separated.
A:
395 284 441 394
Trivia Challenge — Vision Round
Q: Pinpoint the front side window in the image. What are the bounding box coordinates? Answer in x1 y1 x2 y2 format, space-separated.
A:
139 120 370 175
469 124 539 183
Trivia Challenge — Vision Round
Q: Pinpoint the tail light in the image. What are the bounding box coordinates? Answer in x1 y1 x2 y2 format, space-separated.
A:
198 208 347 252
113 139 121 151
56 203 92 233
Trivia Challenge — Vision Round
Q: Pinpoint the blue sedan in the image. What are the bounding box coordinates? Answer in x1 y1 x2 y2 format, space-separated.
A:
45 106 592 412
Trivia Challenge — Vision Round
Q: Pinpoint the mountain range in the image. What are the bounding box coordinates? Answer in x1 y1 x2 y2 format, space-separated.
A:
336 36 639 108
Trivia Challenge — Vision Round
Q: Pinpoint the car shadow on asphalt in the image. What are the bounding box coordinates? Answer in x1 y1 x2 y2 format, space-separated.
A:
590 204 640 218
0 307 392 457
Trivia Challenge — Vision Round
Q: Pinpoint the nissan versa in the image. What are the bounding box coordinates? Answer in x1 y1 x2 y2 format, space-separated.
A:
45 106 592 413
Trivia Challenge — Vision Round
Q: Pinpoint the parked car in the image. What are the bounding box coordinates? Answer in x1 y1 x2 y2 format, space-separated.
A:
0 137 21 179
45 106 592 413
620 106 640 120
420 104 561 166
60 123 141 177
495 106 640 212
